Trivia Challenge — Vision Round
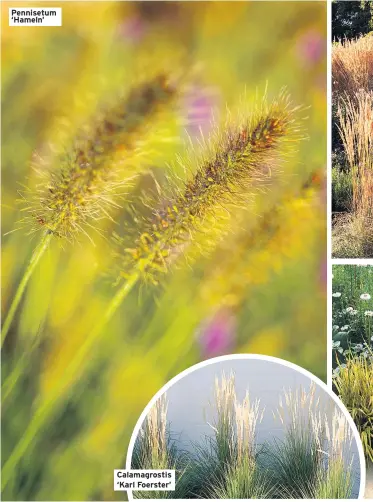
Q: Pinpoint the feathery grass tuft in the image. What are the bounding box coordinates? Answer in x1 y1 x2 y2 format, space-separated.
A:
115 91 304 285
1 73 179 345
132 394 170 471
332 35 373 100
187 372 268 499
315 409 354 499
24 74 178 241
131 395 190 499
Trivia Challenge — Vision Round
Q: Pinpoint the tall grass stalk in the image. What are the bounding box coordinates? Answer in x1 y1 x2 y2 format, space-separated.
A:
332 35 373 100
337 91 373 220
208 372 237 467
131 395 190 499
1 232 52 345
132 395 170 472
208 387 269 499
191 373 268 499
315 410 353 499
1 74 178 346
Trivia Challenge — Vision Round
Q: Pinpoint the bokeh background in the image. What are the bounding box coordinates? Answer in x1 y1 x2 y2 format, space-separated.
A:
2 2 326 500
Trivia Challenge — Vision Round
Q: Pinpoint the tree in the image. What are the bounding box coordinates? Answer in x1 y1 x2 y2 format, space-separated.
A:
332 1 373 39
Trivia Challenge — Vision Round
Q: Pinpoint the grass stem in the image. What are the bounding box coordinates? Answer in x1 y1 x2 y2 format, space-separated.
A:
1 232 52 347
1 270 139 491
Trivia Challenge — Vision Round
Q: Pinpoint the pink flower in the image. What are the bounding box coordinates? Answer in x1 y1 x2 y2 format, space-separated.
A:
296 29 325 67
117 16 147 44
184 87 219 140
197 307 236 358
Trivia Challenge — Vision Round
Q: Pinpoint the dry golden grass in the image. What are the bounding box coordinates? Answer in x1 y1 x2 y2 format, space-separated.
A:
333 34 373 257
332 213 373 258
332 35 373 99
337 91 373 218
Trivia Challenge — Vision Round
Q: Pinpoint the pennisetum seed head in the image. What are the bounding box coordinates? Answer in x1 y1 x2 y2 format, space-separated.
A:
115 90 305 285
22 73 180 242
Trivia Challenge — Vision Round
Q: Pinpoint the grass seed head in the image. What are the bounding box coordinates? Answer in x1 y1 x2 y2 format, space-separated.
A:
23 73 178 242
116 91 305 285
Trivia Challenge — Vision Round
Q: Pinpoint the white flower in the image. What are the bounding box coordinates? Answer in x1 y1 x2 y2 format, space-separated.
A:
364 311 373 317
341 325 349 331
332 292 342 298
333 325 340 330
346 307 353 312
360 293 371 300
350 309 358 315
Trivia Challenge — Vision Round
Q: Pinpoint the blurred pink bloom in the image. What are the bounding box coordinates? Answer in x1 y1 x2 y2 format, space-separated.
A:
184 87 219 140
197 307 236 358
117 16 147 44
296 29 325 67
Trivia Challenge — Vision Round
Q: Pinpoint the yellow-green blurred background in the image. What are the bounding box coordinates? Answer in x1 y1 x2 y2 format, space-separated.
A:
2 2 326 500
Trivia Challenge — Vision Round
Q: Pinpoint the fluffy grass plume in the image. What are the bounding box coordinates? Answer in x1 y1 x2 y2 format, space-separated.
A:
333 356 373 461
315 410 353 499
208 371 237 467
1 72 179 345
115 91 304 286
25 73 179 241
189 372 268 499
131 395 190 499
132 394 170 471
332 35 373 101
208 386 269 499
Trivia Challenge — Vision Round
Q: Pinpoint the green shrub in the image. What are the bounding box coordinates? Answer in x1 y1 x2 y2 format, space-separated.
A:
332 167 353 213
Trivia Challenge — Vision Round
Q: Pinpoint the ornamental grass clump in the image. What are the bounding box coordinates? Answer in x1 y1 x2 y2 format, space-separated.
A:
131 395 190 499
332 35 373 101
332 35 373 258
132 395 170 471
315 410 354 499
210 389 271 499
189 373 270 499
2 73 179 345
269 383 325 498
268 383 356 499
337 91 373 221
186 372 237 497
130 376 358 499
333 355 373 461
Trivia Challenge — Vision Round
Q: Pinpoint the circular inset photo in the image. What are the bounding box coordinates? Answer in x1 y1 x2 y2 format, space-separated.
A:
126 355 365 499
